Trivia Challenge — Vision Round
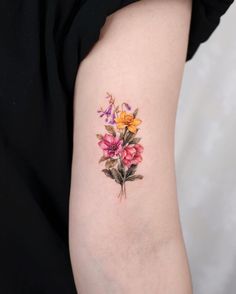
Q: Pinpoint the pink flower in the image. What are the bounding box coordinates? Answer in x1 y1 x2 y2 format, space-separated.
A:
121 144 144 168
98 134 123 158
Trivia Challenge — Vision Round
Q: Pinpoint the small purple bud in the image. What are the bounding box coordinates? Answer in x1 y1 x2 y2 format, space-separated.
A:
124 103 131 111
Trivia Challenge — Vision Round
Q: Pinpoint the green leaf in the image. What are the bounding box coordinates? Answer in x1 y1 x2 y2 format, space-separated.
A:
123 131 136 145
129 137 141 144
99 156 109 163
105 158 118 168
126 164 138 177
126 174 143 181
117 162 126 178
96 134 103 140
133 108 139 118
110 168 123 184
119 131 125 140
105 125 116 136
102 169 114 179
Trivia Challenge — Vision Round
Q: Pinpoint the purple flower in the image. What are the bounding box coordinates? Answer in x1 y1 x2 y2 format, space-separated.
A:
97 104 113 120
108 112 116 125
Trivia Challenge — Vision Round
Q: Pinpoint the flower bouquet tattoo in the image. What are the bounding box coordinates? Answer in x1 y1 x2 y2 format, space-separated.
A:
96 92 144 201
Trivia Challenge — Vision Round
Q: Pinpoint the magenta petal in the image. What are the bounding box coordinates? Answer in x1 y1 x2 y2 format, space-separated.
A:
126 154 133 160
103 151 109 157
103 134 114 144
113 136 120 144
117 144 123 153
135 144 144 152
121 150 126 159
128 147 136 155
98 141 109 149
133 157 141 165
123 159 129 167
115 147 122 156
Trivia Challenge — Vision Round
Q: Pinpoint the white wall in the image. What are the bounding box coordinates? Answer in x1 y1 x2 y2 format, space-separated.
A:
176 3 236 294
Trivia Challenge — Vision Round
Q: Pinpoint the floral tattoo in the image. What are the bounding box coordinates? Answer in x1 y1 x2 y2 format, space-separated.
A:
96 92 144 201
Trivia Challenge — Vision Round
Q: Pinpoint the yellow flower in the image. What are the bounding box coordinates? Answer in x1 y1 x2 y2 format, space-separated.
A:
114 111 142 133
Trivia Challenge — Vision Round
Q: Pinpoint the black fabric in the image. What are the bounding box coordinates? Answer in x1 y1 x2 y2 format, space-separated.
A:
0 0 233 293
187 0 234 59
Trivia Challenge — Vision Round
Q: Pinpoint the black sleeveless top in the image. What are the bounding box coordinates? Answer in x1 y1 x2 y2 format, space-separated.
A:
0 0 233 293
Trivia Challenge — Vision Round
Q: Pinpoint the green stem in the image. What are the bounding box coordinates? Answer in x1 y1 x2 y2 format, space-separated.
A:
122 127 128 146
123 181 127 199
118 184 123 201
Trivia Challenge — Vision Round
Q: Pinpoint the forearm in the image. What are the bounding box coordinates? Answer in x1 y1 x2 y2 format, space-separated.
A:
69 0 192 293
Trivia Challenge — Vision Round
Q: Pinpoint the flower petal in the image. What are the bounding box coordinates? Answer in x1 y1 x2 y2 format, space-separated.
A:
123 159 131 167
103 150 111 157
135 144 144 152
132 118 142 126
98 141 109 149
128 147 136 154
117 123 125 129
120 111 126 119
103 134 114 144
114 117 121 123
128 125 137 133
133 156 142 164
121 150 127 159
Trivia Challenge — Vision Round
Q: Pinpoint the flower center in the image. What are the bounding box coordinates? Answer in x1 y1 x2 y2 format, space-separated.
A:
125 115 133 124
109 144 118 151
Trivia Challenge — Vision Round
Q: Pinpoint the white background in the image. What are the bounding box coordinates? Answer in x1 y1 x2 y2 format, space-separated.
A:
176 3 236 293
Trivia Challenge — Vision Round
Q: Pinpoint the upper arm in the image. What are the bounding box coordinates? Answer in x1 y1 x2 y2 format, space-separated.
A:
69 0 192 293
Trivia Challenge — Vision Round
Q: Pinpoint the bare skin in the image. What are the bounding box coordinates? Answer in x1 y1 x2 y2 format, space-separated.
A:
69 0 193 293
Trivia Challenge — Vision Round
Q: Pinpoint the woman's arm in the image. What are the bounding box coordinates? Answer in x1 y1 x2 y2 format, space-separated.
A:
69 0 192 293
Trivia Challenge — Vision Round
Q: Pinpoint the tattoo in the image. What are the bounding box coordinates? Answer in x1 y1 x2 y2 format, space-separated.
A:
96 92 144 201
